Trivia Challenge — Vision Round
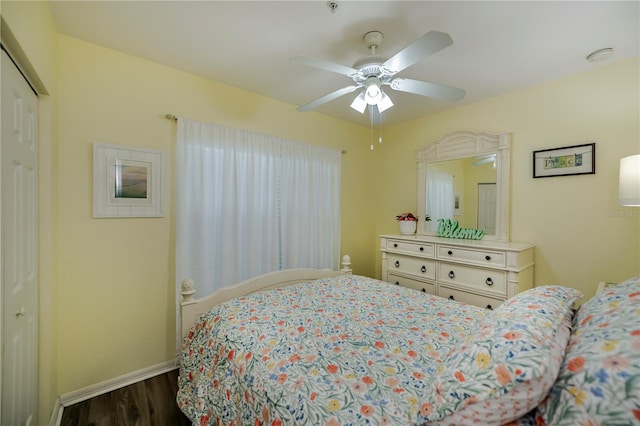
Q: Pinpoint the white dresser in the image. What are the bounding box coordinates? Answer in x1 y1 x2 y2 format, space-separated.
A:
380 234 534 310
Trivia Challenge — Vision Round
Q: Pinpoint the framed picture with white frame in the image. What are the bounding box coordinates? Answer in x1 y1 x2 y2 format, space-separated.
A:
93 143 164 218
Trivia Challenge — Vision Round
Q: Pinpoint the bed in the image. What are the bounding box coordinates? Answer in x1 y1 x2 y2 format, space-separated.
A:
177 264 640 426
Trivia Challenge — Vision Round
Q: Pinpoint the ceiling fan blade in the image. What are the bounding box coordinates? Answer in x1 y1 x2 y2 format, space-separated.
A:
390 78 465 102
297 85 360 112
291 55 358 77
382 31 453 74
472 155 496 166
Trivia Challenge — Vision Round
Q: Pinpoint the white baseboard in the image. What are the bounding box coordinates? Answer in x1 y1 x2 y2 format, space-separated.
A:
58 359 178 409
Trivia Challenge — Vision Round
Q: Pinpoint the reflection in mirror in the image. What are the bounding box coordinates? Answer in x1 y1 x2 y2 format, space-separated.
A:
425 156 497 234
417 130 510 242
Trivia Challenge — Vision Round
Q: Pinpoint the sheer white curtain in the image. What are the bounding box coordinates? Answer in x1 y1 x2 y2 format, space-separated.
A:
279 140 341 269
175 118 341 301
426 168 454 231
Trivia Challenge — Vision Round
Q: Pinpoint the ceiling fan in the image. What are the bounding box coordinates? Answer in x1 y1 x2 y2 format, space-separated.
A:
291 30 465 115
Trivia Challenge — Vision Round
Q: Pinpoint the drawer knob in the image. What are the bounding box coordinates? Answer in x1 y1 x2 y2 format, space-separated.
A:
448 295 455 301
394 260 400 268
485 277 494 286
393 243 398 248
420 265 427 273
421 288 426 293
447 250 453 255
419 246 424 251
485 255 491 261
448 270 455 279
395 281 400 286
486 304 494 310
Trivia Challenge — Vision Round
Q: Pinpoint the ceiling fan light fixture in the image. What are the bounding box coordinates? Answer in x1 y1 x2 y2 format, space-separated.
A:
350 92 367 113
365 91 381 105
364 77 382 105
377 91 394 113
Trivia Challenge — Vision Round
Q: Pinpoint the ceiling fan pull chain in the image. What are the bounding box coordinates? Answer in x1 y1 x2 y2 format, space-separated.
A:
369 106 375 150
370 121 374 151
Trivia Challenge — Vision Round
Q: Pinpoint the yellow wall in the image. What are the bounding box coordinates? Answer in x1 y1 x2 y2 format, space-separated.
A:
1 0 59 421
55 35 374 394
376 57 640 299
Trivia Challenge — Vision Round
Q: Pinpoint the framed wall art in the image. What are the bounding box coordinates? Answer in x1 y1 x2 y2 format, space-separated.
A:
533 143 595 178
93 143 165 218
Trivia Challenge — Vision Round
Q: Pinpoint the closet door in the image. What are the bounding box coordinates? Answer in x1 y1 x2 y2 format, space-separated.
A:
1 48 39 426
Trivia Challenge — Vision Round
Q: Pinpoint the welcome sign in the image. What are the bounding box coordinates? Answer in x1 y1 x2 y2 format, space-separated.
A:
436 219 485 240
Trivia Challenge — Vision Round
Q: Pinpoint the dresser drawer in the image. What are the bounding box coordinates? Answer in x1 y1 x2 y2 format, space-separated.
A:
438 285 503 310
388 273 435 295
438 262 506 296
386 239 435 257
437 245 506 268
387 254 436 280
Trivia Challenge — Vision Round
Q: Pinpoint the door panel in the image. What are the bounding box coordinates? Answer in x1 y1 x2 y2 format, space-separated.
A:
477 183 497 235
2 48 39 426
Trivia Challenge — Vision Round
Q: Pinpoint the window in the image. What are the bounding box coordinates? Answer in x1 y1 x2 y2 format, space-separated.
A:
175 119 341 299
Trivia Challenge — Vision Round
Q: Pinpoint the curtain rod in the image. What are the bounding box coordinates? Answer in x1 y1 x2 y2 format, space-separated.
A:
164 113 346 154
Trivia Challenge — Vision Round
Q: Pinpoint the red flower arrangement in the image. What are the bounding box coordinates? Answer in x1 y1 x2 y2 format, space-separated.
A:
395 212 417 221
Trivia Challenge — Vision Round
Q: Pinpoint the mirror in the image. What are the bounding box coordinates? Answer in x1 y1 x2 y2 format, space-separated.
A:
417 130 511 242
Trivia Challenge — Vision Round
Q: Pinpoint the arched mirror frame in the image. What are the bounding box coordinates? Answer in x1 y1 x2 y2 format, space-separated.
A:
417 130 511 242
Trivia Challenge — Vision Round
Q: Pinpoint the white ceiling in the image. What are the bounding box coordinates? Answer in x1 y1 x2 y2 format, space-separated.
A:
49 1 639 127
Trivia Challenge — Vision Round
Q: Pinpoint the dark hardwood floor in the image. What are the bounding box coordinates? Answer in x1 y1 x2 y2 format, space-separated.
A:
60 369 191 426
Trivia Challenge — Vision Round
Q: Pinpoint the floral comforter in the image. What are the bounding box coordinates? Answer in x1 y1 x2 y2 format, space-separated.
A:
177 275 487 425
